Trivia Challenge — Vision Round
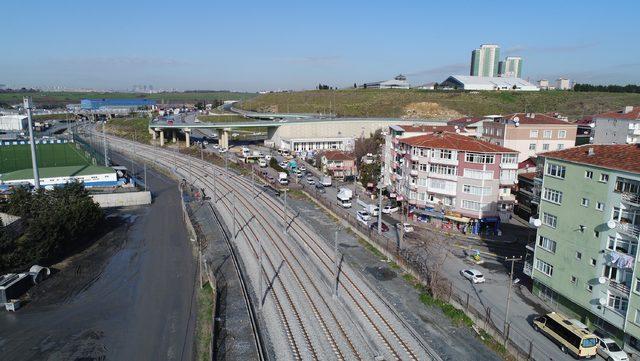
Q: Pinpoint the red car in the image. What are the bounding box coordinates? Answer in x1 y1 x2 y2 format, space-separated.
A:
369 222 389 232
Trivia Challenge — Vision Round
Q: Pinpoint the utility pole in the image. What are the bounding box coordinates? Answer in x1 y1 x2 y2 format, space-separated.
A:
144 163 147 191
23 97 40 189
224 152 228 172
212 167 217 202
251 165 255 195
102 117 108 167
259 236 264 310
377 162 384 234
504 256 522 335
334 228 341 299
232 186 237 242
283 189 288 234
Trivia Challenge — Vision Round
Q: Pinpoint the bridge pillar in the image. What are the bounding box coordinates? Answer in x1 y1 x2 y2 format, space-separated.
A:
150 128 157 140
172 130 177 143
185 129 191 148
159 130 165 146
219 129 229 149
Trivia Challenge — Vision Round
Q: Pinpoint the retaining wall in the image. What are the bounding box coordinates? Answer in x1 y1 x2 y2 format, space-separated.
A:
91 191 152 208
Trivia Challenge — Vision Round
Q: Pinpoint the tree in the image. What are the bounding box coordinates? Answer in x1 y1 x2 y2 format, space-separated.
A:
353 83 357 88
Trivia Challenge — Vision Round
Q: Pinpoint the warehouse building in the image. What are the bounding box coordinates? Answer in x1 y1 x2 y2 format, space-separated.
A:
0 165 118 188
0 115 28 131
440 75 539 91
80 98 157 111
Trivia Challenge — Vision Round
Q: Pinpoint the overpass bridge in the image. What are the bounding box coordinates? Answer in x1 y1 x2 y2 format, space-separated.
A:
148 114 447 148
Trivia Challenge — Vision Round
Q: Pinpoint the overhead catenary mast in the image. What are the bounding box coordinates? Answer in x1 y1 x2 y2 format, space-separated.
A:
23 97 40 189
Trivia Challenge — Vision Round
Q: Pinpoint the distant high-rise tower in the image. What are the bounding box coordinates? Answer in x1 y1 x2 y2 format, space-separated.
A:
470 44 500 77
498 56 523 78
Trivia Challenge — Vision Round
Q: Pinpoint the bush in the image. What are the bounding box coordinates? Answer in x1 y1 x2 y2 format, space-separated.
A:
0 183 104 272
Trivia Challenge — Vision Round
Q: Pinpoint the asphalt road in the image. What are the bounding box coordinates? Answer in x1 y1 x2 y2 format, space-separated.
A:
0 153 197 361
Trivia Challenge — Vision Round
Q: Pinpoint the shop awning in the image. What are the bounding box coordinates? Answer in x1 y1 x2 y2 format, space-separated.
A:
445 215 471 223
420 210 445 219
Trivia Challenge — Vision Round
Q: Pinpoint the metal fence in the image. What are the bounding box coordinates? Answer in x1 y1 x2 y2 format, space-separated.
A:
294 183 555 361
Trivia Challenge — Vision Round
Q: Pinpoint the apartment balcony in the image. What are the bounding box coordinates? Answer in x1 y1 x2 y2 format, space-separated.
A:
429 157 459 166
398 148 407 155
392 137 400 145
499 193 517 203
428 172 458 181
523 261 533 277
500 162 518 170
621 192 640 207
609 279 631 295
410 169 419 177
427 187 457 196
500 178 517 186
628 128 640 136
410 154 419 162
615 221 640 239
409 184 418 192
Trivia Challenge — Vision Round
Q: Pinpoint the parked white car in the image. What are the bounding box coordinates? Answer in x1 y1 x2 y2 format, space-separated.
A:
398 223 413 233
306 177 315 185
460 269 486 284
356 210 371 222
382 205 399 214
597 338 628 361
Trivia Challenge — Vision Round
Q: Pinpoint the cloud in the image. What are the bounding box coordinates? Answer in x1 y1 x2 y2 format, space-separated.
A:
504 42 599 55
405 63 468 77
285 56 342 66
50 56 191 68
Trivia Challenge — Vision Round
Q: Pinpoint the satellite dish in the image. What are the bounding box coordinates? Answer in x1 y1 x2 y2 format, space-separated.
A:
454 125 459 130
598 298 607 306
590 123 595 128
607 220 617 229
530 218 542 228
598 277 607 284
513 116 520 122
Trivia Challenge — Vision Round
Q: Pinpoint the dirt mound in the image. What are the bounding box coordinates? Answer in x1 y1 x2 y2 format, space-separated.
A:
403 102 462 119
256 104 278 113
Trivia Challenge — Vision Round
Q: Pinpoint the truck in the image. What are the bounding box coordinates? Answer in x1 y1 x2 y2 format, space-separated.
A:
337 187 353 200
321 175 332 187
357 199 379 216
258 158 267 168
337 191 352 208
278 172 289 185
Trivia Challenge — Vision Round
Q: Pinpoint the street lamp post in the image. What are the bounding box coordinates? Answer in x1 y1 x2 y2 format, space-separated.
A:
334 228 341 299
504 256 522 335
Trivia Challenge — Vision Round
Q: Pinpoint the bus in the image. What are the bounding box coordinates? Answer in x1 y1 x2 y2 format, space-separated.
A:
533 312 598 358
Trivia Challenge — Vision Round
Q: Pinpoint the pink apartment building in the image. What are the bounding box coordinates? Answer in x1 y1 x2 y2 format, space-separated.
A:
481 113 577 162
388 131 519 223
320 150 357 180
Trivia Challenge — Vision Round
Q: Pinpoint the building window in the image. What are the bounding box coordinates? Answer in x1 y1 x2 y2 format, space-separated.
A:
607 293 628 313
538 236 557 253
596 202 605 211
607 235 638 255
465 153 495 164
431 149 453 159
542 143 550 151
429 164 457 176
419 163 428 172
534 258 554 277
571 276 577 284
529 143 536 151
635 279 640 294
543 130 552 138
545 163 566 179
594 230 599 238
590 258 597 267
461 200 490 212
530 130 539 138
557 144 565 150
636 309 640 324
581 198 590 207
463 169 493 180
585 170 593 179
587 284 593 292
576 251 582 260
542 212 557 228
462 184 491 196
500 169 517 183
558 130 567 139
501 154 518 164
542 188 563 204
600 173 610 183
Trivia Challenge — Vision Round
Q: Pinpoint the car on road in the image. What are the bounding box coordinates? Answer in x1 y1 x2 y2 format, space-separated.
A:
460 269 485 284
267 175 275 183
265 155 272 161
597 337 628 361
219 147 228 153
396 223 414 233
299 165 307 172
306 177 315 185
356 210 371 222
212 144 219 149
315 183 325 193
382 205 399 214
279 161 288 168
369 222 389 232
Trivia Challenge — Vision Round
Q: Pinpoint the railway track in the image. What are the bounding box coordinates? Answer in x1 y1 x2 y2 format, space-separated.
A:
95 130 441 360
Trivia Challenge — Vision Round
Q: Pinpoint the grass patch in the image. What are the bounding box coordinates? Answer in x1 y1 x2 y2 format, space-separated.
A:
0 142 91 173
105 117 152 143
419 292 473 328
239 88 640 119
195 282 214 361
357 236 384 258
287 189 306 199
389 261 401 270
478 330 514 360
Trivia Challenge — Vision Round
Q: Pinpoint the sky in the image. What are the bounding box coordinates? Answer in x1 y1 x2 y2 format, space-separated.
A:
2 0 640 92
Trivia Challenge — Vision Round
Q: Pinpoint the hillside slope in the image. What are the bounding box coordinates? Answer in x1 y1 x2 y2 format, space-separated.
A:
239 89 640 119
